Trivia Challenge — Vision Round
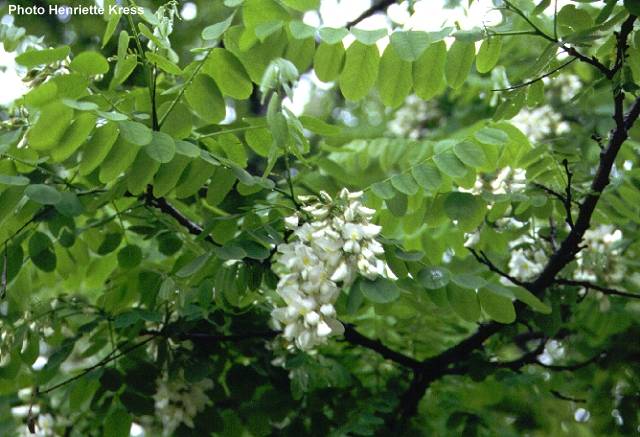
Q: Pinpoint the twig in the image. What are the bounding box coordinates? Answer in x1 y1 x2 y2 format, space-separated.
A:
556 279 640 300
346 0 396 28
1 244 6 299
147 195 221 247
537 352 603 371
39 333 159 395
468 248 532 290
491 57 576 92
562 159 574 229
550 390 586 403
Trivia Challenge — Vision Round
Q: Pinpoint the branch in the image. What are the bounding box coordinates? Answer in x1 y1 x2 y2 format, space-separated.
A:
491 57 577 92
147 194 221 247
562 159 574 229
468 248 532 290
531 95 640 293
550 390 586 403
556 279 640 300
343 324 422 369
39 334 159 395
346 0 396 27
536 352 604 371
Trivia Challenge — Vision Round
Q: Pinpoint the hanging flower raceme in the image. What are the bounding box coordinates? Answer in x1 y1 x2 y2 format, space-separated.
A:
270 189 395 352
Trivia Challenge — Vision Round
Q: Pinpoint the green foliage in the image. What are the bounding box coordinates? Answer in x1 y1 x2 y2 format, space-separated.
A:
1 1 640 436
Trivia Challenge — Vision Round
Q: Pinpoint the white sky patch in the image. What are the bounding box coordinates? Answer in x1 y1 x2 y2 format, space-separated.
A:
181 2 197 21
0 45 28 105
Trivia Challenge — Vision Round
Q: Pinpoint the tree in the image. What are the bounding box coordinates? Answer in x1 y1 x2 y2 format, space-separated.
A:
1 0 640 435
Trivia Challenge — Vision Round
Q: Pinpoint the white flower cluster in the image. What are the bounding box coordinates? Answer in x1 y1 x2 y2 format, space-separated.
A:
388 95 438 139
511 105 570 142
545 74 581 102
153 372 213 436
508 247 547 281
271 189 395 351
575 225 625 282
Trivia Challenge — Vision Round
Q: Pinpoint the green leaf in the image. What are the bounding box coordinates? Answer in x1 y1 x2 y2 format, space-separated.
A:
299 115 341 135
339 41 380 101
27 101 74 151
29 232 57 272
55 192 84 217
23 82 58 108
385 191 408 216
256 21 284 41
476 38 502 74
506 284 552 314
206 167 236 206
358 277 401 303
351 28 387 45
443 192 486 232
433 151 467 179
418 267 451 290
452 274 487 290
289 20 316 39
79 122 119 176
313 42 345 82
0 174 29 186
390 173 419 195
454 140 488 168
377 44 413 108
177 254 211 278
243 0 289 31
145 131 176 163
117 245 143 269
103 7 122 48
371 180 396 200
411 162 442 193
69 51 109 75
99 136 142 184
52 112 97 162
478 289 516 323
202 13 236 40
110 54 138 89
185 74 226 123
118 121 153 146
281 0 319 11
203 49 253 100
390 31 430 61
474 127 509 146
447 285 481 322
25 184 61 205
414 41 447 100
146 52 182 75
127 152 161 195
104 407 132 437
445 40 475 90
319 27 349 44
16 46 70 68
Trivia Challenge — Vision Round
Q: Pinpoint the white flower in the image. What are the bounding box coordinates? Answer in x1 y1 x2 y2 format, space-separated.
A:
153 372 213 436
271 188 395 352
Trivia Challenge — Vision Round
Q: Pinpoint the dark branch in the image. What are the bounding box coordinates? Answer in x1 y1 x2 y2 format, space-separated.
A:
550 390 586 403
556 279 640 300
537 352 604 372
562 159 575 229
146 192 221 247
468 248 532 290
531 95 640 293
346 0 396 27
